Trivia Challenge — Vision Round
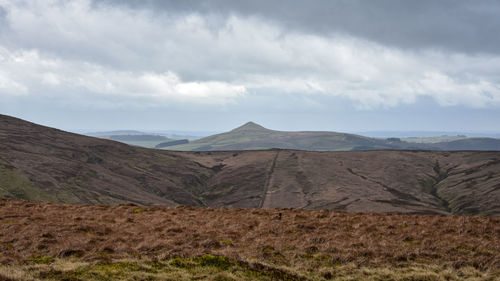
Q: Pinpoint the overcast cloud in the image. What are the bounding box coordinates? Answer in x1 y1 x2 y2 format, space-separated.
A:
0 0 499 132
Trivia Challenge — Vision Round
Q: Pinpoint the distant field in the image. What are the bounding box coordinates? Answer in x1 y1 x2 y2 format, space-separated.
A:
402 136 468 143
0 199 498 280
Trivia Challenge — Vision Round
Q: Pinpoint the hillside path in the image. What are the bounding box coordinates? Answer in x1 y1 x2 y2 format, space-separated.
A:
258 150 280 208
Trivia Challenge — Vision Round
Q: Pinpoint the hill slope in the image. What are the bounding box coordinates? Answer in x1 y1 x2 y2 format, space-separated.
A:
164 122 500 151
1 114 499 215
0 115 211 206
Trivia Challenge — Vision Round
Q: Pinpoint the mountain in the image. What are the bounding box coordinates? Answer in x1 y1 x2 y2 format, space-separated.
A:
0 114 499 216
164 122 393 151
164 122 500 151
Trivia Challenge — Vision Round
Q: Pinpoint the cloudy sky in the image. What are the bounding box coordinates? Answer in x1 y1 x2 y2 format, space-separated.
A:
1 0 499 133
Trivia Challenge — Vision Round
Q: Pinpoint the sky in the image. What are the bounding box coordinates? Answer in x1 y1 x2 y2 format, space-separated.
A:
0 0 500 133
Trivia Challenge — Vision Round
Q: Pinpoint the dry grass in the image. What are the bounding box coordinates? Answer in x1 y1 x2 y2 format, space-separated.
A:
0 198 499 280
0 257 498 281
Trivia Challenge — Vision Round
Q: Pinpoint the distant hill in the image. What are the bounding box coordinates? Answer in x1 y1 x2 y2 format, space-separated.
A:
359 130 500 138
155 139 189 148
1 114 499 216
86 130 147 137
164 122 391 151
86 132 174 148
402 135 467 144
109 135 170 142
86 130 210 141
428 138 500 150
164 122 500 151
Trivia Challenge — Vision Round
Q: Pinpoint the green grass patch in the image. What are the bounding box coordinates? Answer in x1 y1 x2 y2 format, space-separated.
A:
0 159 81 204
26 255 54 264
221 239 233 246
0 160 53 202
195 254 233 270
2 256 498 281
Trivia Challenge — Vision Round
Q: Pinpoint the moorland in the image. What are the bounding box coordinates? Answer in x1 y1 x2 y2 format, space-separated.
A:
0 114 499 280
0 114 499 215
0 199 498 280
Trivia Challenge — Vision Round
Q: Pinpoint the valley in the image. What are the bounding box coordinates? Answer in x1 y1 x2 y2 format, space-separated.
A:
1 114 499 216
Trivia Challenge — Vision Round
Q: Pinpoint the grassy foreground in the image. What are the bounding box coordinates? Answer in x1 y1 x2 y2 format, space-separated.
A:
1 255 498 281
1 199 499 280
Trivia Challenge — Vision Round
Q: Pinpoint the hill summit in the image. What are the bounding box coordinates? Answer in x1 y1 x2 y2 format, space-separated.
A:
165 122 387 151
164 122 500 152
231 121 269 132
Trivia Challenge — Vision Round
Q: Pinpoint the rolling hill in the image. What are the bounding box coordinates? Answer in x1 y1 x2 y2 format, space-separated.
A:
85 131 175 148
0 114 499 216
164 121 500 151
163 122 394 151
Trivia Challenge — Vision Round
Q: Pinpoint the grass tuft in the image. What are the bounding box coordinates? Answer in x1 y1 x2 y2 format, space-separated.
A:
25 255 54 264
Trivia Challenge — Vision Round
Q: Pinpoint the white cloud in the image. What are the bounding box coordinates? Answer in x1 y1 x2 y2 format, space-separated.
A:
0 46 246 105
0 73 27 95
41 72 60 85
0 0 500 110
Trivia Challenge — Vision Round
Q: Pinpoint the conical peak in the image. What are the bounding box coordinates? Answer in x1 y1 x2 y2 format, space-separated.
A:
231 122 268 132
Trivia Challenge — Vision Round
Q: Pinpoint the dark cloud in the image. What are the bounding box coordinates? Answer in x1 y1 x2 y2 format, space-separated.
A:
95 0 500 54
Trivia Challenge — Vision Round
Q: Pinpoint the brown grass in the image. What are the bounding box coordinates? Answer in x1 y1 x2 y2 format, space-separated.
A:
1 257 498 281
0 198 499 280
